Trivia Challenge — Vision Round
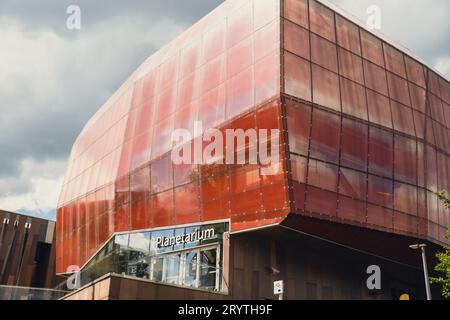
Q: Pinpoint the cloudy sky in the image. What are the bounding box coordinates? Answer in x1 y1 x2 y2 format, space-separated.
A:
0 0 449 220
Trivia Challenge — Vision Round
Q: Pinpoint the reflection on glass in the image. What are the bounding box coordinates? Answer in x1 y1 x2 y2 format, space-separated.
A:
77 223 226 291
165 254 181 285
150 257 164 282
128 232 150 253
115 234 129 247
199 248 217 290
184 252 198 288
150 229 175 253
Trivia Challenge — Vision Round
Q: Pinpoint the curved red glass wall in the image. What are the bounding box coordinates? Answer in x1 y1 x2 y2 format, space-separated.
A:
283 0 450 247
57 0 450 274
56 0 288 273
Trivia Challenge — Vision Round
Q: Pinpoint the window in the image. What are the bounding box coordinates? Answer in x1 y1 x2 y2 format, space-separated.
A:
164 253 182 284
183 251 198 287
150 256 164 282
148 245 221 291
199 247 219 290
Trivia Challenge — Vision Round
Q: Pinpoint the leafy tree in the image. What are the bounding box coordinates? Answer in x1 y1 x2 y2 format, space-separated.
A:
430 192 450 299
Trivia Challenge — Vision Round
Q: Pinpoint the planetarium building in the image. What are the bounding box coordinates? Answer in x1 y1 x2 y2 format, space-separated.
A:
57 0 450 300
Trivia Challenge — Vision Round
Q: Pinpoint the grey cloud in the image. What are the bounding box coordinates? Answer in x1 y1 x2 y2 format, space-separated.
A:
0 0 223 36
0 1 222 192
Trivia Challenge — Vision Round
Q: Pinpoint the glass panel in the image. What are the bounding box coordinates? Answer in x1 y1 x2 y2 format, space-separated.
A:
338 196 366 223
393 212 417 235
311 33 338 73
312 64 341 112
198 85 226 130
394 183 417 215
383 44 406 78
291 154 308 183
174 183 200 225
254 52 279 105
367 89 392 128
284 52 312 101
387 72 411 106
409 110 423 142
394 135 417 185
150 256 164 282
308 159 338 192
199 248 218 290
367 204 393 230
152 190 174 228
361 30 384 67
409 82 426 113
336 16 361 55
286 101 311 156
341 118 368 171
391 100 415 136
200 55 226 95
184 251 198 288
203 22 225 63
226 66 254 119
364 60 388 96
306 186 337 216
310 0 335 42
369 126 393 178
151 155 173 193
339 168 366 200
284 0 309 28
310 108 340 164
368 174 393 208
164 253 181 285
340 77 367 120
227 2 252 48
283 19 310 60
405 56 425 88
338 48 364 84
227 37 253 78
127 232 151 279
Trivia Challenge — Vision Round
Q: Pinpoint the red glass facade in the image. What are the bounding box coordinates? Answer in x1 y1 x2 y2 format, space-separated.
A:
283 0 450 248
56 0 450 274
